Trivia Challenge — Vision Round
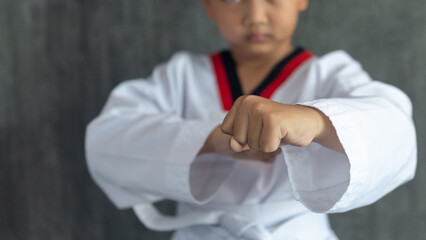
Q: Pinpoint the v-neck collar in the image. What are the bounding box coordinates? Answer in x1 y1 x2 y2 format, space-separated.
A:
210 47 314 111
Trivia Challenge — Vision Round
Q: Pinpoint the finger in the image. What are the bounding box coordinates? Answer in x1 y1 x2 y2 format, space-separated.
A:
232 149 254 160
247 113 263 151
259 120 281 153
230 136 250 152
232 106 250 145
221 97 243 135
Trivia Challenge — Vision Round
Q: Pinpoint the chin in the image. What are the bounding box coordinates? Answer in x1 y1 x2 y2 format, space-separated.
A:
242 44 275 57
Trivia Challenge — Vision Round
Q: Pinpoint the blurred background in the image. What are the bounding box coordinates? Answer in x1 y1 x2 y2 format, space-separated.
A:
1 0 425 239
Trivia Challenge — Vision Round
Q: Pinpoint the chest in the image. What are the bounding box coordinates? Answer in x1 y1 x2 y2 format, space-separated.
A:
182 49 317 120
237 69 271 96
210 48 314 111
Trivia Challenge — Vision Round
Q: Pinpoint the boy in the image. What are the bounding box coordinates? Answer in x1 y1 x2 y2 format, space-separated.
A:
85 0 417 239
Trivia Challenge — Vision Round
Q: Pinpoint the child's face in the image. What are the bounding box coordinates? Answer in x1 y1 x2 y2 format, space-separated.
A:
202 0 308 57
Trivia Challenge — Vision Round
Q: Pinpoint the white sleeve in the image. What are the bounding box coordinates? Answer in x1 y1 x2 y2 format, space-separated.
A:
282 51 417 213
85 52 233 209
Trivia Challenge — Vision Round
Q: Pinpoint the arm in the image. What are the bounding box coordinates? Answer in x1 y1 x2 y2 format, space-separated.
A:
286 51 417 213
85 52 231 209
219 96 345 154
219 51 416 213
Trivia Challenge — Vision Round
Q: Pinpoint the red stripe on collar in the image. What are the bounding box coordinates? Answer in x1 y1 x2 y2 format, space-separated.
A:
260 50 313 99
211 52 233 111
211 49 314 111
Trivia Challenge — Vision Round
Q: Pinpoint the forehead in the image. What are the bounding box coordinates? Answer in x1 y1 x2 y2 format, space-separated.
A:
206 0 302 9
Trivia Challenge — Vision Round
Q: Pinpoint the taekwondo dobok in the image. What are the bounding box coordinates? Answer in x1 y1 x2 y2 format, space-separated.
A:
85 48 417 240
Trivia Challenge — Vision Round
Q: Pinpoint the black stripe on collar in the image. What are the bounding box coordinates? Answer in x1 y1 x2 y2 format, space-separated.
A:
219 47 305 100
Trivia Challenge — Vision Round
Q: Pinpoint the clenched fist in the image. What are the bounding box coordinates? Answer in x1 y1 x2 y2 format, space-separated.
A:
199 125 281 163
198 95 344 160
221 95 344 154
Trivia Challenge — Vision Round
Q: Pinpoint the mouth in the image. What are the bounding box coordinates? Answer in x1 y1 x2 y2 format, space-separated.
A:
246 33 271 43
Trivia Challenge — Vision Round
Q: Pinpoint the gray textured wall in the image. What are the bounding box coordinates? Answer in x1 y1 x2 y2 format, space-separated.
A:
1 0 425 239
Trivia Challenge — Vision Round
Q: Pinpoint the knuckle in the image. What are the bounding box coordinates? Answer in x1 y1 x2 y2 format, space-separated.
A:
241 95 256 105
252 102 265 113
264 112 280 125
236 95 247 104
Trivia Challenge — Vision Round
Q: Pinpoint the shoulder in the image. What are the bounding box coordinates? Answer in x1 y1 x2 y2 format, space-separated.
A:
111 51 211 98
136 50 211 88
114 51 204 90
310 50 368 83
316 50 358 66
164 50 211 72
318 50 354 63
309 50 375 98
160 50 215 89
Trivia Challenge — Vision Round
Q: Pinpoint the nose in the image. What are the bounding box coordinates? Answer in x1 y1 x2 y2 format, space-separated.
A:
243 0 268 29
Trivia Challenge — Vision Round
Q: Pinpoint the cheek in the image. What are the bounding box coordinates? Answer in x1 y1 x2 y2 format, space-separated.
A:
216 18 243 43
273 13 299 39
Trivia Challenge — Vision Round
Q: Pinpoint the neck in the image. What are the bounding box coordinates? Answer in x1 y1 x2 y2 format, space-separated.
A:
229 43 294 71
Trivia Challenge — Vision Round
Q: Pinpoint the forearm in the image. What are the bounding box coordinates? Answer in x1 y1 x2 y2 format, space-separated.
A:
198 138 213 155
201 103 346 155
197 126 218 156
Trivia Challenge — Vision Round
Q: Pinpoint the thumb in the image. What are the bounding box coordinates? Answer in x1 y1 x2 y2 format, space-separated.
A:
230 137 250 152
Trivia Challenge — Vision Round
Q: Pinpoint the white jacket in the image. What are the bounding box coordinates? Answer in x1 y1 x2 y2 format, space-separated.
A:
85 48 417 240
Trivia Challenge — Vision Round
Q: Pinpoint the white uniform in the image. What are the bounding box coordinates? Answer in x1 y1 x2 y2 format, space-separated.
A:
85 47 417 240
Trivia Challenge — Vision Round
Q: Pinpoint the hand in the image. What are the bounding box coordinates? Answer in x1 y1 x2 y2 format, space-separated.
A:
221 95 328 153
198 125 281 163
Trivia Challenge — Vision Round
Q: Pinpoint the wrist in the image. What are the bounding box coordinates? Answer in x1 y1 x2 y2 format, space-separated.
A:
301 105 328 142
198 126 218 155
296 104 345 153
309 107 335 146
